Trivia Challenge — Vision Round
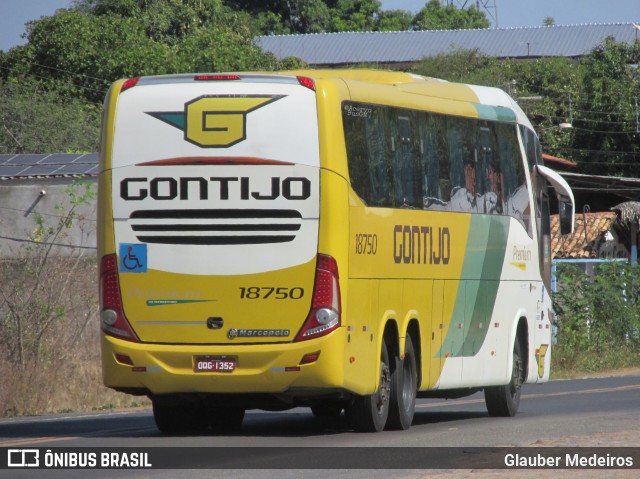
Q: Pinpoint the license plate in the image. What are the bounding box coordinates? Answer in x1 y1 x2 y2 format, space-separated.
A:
194 356 236 373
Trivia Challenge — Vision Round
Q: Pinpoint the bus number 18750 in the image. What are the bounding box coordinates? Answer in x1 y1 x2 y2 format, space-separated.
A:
355 233 378 255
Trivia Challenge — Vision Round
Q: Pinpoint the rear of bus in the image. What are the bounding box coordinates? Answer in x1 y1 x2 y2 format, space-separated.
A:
98 74 345 430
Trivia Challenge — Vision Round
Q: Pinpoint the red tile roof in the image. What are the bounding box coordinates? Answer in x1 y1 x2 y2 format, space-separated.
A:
550 212 616 258
542 153 577 168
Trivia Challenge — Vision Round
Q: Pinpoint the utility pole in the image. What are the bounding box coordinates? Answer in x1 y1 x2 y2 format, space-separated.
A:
444 0 499 27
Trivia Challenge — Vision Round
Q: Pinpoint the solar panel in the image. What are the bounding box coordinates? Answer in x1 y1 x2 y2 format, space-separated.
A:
0 153 99 179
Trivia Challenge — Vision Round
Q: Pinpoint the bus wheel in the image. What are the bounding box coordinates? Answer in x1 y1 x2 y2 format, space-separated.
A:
386 335 417 430
207 406 245 432
152 398 206 434
347 341 391 432
484 339 524 417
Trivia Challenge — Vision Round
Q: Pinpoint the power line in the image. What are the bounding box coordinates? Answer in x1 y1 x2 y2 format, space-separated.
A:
546 146 640 157
567 126 639 135
0 66 107 96
0 66 106 104
572 108 637 116
21 61 111 85
570 118 631 126
0 205 97 223
538 114 634 125
0 235 96 250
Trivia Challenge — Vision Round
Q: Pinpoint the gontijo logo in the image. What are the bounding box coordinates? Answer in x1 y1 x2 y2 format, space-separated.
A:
147 95 284 148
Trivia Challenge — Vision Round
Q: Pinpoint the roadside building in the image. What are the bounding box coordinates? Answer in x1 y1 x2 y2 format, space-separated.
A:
0 153 98 258
258 23 639 67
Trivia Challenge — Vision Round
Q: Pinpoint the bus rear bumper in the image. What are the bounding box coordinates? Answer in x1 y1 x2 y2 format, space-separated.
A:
101 329 347 397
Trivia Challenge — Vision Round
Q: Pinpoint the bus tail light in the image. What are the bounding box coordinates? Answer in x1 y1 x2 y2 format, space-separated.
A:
295 255 341 341
100 254 140 342
195 74 241 81
121 77 139 92
297 76 316 91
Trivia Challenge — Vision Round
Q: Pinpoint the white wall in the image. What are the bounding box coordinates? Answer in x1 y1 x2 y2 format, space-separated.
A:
0 179 97 258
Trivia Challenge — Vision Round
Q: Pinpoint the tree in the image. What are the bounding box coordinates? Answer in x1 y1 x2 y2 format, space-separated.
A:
330 0 381 32
377 9 413 32
1 2 282 103
76 0 256 43
172 26 280 72
224 0 332 34
507 58 579 161
225 0 385 34
570 38 640 177
411 0 490 31
20 9 169 102
411 48 506 85
0 78 100 154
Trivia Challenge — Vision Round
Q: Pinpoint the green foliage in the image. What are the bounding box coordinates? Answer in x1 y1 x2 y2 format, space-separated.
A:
410 45 636 178
412 0 490 31
411 48 502 84
330 0 381 32
172 26 279 72
553 261 640 373
77 0 232 44
0 78 100 154
1 2 275 103
226 0 486 33
225 0 333 34
570 38 640 177
24 9 170 102
377 9 413 32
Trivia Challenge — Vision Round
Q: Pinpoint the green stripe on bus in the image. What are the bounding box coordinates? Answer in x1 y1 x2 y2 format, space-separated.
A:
473 104 517 123
437 216 509 358
458 216 509 356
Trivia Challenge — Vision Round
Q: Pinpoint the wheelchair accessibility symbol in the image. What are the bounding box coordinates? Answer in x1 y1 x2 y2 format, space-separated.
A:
119 243 147 273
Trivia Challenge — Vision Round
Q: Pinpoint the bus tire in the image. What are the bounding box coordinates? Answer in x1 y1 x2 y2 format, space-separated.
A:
152 398 206 434
347 341 391 432
386 335 417 430
484 339 524 417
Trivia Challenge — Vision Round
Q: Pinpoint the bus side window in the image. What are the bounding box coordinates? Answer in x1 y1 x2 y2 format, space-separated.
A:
365 107 393 207
436 115 451 206
478 123 503 215
393 114 419 208
499 123 531 235
447 117 477 214
419 112 448 209
446 118 465 199
343 103 371 203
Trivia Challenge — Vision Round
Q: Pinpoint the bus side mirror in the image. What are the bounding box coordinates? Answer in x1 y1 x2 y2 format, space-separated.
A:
535 164 575 235
558 201 573 236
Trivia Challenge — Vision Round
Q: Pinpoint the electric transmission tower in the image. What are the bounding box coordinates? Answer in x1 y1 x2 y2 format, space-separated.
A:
443 0 499 27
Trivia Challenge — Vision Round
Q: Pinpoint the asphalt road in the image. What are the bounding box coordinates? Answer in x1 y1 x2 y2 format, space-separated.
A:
1 373 639 478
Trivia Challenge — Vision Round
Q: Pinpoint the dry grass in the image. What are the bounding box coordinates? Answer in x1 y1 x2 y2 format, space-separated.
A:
0 355 148 417
0 256 148 417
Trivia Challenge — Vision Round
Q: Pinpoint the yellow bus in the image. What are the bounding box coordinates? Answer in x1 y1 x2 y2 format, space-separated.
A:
98 70 574 433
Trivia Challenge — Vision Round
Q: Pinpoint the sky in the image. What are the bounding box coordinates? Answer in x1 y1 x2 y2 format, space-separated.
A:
1 0 639 52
